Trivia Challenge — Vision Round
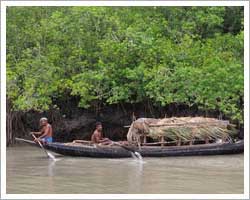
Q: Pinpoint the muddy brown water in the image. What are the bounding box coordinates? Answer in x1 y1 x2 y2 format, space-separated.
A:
7 145 243 194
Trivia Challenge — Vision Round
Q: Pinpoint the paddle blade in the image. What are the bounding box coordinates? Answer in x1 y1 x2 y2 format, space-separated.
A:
134 152 143 160
47 152 56 160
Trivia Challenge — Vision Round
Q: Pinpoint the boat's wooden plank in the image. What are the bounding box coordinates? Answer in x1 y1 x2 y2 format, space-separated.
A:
73 140 93 145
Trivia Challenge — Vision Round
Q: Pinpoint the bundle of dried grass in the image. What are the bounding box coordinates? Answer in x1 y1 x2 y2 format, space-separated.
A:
127 117 238 143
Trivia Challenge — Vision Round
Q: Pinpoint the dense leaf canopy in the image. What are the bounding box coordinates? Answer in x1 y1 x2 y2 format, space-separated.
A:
7 7 244 122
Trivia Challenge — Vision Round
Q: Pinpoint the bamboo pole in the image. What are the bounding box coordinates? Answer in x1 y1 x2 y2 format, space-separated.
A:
160 136 165 147
141 138 215 146
124 121 231 128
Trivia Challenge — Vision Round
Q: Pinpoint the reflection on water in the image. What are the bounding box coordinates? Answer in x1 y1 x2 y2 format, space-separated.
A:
48 160 56 177
7 145 243 194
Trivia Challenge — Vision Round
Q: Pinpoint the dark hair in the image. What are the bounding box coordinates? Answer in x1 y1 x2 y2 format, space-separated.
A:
95 122 102 127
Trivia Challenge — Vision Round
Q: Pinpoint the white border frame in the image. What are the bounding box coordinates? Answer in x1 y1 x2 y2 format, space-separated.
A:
1 1 249 199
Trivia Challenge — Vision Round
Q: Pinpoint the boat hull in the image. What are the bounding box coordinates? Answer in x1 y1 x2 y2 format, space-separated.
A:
44 141 244 158
15 138 244 158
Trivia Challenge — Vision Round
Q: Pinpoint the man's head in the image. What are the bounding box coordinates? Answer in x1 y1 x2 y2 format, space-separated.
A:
40 117 48 126
95 122 102 131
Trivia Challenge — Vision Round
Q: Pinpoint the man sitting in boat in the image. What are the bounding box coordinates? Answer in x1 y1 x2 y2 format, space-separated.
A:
91 122 112 145
30 117 53 144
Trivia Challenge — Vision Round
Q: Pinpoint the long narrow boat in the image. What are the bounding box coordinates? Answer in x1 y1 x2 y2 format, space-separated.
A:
15 138 244 158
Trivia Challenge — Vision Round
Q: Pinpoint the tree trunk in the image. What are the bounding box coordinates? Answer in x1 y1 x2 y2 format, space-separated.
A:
6 99 26 146
6 99 13 146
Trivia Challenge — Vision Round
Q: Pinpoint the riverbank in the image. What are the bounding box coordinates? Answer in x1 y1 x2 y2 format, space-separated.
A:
7 102 244 146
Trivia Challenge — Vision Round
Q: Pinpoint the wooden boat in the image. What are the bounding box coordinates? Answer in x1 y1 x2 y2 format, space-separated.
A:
15 138 244 158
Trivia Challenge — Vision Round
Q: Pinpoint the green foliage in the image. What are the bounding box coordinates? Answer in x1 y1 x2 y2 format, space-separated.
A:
7 6 244 122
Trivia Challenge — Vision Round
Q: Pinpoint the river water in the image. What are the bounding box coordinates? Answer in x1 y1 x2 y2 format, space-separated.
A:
7 145 243 194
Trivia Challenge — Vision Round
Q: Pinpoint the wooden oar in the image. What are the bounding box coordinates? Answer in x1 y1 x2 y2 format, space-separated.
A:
31 133 55 159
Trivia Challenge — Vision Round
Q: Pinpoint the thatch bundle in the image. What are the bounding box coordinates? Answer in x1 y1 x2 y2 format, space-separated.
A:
127 117 238 143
